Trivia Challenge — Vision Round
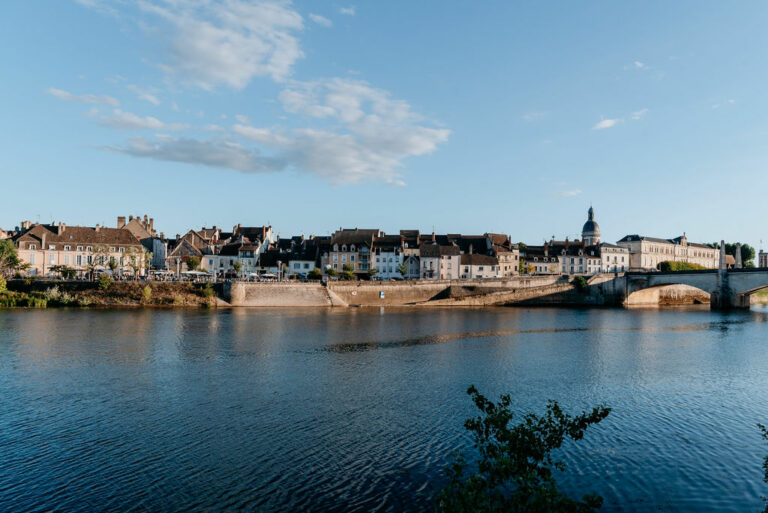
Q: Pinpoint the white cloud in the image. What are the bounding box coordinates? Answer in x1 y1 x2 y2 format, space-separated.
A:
127 84 160 105
634 61 645 68
135 0 305 89
203 124 225 132
104 135 285 173
556 189 582 197
522 111 547 122
235 114 251 124
47 87 120 106
229 78 450 184
631 108 648 120
592 118 620 130
99 109 188 130
309 13 332 27
340 6 355 15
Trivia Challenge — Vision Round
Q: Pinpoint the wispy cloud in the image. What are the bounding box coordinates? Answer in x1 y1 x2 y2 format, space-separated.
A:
339 6 355 15
556 189 582 197
522 111 548 122
235 114 251 124
631 108 648 120
592 118 621 130
99 109 188 130
309 13 332 27
47 87 119 106
81 0 306 89
104 136 285 174
126 85 160 105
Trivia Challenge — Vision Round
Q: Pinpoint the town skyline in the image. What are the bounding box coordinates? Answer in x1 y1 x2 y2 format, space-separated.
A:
2 1 768 251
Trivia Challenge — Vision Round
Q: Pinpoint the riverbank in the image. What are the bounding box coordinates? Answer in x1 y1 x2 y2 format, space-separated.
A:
1 280 218 308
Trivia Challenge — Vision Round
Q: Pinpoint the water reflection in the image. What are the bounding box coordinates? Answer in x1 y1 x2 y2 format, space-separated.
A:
0 307 767 512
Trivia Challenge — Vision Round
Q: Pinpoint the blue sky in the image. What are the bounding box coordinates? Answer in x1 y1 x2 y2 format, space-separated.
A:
1 1 767 249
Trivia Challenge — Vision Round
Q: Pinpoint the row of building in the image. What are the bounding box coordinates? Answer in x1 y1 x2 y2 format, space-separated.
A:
1 208 763 280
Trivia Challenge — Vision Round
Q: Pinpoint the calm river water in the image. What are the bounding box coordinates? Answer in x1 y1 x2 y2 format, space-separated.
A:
1 306 768 512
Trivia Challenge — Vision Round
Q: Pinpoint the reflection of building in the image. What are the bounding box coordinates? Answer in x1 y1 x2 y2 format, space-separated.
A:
759 250 768 268
617 234 717 271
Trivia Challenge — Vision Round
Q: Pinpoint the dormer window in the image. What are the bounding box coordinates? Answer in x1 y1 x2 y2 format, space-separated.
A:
48 245 55 250
350 245 356 252
341 245 347 252
77 246 83 251
86 246 93 252
64 245 71 251
29 244 37 250
333 244 338 251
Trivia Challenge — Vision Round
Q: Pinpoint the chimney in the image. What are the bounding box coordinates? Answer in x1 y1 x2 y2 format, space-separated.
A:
129 215 134 221
143 215 148 224
117 216 126 228
57 222 66 235
469 244 473 254
149 218 154 232
565 237 570 249
544 242 549 257
581 239 586 249
95 224 101 232
176 234 181 241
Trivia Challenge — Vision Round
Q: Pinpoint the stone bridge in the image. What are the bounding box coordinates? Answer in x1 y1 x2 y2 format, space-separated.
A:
615 268 768 308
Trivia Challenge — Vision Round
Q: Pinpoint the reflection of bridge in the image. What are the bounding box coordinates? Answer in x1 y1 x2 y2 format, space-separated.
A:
616 268 768 309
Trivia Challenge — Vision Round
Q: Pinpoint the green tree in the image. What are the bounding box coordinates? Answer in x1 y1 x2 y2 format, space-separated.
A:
0 276 6 293
658 261 707 272
98 273 112 290
326 267 338 278
50 265 77 279
0 240 20 277
398 263 408 278
125 247 147 279
573 275 588 291
760 423 768 513
232 261 243 276
88 244 111 279
712 242 757 267
437 386 610 513
308 267 323 280
368 267 379 280
142 285 152 303
341 263 356 281
108 258 118 272
187 256 200 271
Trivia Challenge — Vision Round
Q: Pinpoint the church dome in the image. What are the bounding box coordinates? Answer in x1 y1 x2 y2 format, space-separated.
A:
581 207 600 242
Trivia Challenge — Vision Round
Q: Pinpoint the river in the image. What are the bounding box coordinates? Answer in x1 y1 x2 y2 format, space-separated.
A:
1 306 767 512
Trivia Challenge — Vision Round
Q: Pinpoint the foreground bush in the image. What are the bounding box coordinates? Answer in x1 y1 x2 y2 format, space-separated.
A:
658 261 708 272
98 274 112 290
438 386 610 513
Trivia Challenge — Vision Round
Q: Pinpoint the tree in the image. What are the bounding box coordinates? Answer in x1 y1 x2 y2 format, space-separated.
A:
87 244 111 280
341 263 356 281
712 242 757 267
187 256 200 271
326 267 338 278
308 267 323 280
437 386 610 513
108 258 118 272
50 265 77 279
368 267 379 280
232 261 243 276
125 247 147 279
398 263 408 278
573 275 588 292
98 273 112 290
760 423 768 513
0 240 20 277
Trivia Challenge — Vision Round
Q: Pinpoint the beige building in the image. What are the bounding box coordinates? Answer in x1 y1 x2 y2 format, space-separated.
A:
616 234 717 271
328 228 380 276
460 253 500 279
13 221 146 277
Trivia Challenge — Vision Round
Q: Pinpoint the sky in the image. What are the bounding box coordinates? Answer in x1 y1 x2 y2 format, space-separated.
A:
1 1 767 250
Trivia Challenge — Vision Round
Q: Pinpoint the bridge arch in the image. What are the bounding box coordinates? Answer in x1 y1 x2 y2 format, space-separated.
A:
625 283 711 307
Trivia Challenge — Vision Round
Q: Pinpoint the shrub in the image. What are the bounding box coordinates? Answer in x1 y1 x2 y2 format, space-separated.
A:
142 285 152 303
172 294 185 305
573 275 588 292
202 282 215 298
0 276 6 293
437 386 610 513
308 267 323 280
98 273 112 290
658 261 708 272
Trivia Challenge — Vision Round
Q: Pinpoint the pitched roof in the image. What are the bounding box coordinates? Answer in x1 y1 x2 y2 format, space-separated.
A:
331 228 380 246
420 244 460 257
460 254 498 266
373 234 403 251
14 223 141 246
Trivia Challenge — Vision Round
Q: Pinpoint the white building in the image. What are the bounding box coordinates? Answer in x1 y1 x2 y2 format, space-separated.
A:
372 235 404 279
617 234 718 271
598 243 629 273
460 253 500 279
420 244 461 280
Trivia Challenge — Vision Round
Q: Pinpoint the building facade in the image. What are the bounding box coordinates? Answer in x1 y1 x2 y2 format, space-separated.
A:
617 234 718 271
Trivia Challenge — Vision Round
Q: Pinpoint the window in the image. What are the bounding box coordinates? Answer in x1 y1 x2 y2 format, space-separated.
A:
350 255 355 262
30 254 36 264
342 255 346 262
29 244 37 250
110 247 116 252
77 246 83 251
333 263 338 270
294 263 300 269
119 248 125 254
341 245 347 252
333 244 339 251
350 245 356 252
64 255 70 265
64 245 71 251
76 255 82 265
478 266 484 271
333 254 338 262
86 246 93 252
48 245 55 250
49 254 55 265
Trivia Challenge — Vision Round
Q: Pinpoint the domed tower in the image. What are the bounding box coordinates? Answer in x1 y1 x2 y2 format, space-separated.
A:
581 206 600 245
